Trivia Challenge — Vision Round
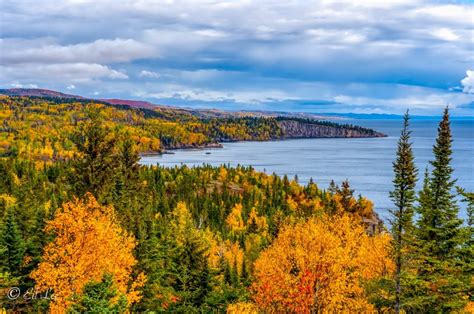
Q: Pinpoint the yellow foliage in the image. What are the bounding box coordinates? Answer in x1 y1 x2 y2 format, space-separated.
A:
226 203 246 233
251 214 394 313
246 207 268 233
31 193 144 312
223 240 245 276
0 194 17 210
169 201 197 246
226 302 258 314
218 166 228 181
202 228 222 270
286 196 298 212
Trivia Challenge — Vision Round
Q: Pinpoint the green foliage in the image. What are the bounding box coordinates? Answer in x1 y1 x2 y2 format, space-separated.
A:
0 209 25 276
413 108 470 312
0 97 472 312
389 111 418 313
70 274 128 314
70 107 120 200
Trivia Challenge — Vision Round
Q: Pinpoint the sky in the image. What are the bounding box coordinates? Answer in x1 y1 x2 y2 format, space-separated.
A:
1 0 473 116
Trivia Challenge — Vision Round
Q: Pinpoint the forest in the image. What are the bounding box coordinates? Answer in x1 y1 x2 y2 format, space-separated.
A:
0 96 383 161
0 96 472 313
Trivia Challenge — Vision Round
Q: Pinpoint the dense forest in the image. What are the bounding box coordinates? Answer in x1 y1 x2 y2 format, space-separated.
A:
0 96 384 161
0 97 472 313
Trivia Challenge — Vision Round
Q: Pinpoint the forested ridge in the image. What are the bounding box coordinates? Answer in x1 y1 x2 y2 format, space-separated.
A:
0 95 384 159
0 96 472 312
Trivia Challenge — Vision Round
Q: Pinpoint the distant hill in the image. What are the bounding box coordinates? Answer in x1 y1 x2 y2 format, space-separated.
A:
0 88 340 120
0 88 84 99
99 98 158 110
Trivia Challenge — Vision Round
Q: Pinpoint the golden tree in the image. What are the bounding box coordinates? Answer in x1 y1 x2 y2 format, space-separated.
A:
251 215 393 313
226 203 246 233
31 193 144 312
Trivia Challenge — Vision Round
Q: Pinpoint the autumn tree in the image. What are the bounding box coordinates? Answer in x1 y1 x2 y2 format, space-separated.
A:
389 111 417 313
226 203 246 234
251 215 394 313
31 193 144 312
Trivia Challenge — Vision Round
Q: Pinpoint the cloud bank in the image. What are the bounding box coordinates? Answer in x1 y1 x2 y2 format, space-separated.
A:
0 0 473 115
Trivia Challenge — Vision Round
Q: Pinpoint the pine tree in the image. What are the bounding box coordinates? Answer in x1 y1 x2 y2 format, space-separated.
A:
414 107 468 311
389 111 417 313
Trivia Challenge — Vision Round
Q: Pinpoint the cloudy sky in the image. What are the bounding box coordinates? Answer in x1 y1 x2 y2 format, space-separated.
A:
1 0 473 116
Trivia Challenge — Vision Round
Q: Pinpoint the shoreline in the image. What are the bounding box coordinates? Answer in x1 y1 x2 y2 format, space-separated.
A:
139 134 388 157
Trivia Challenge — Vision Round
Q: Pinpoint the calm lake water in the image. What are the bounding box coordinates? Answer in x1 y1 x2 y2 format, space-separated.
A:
140 119 474 220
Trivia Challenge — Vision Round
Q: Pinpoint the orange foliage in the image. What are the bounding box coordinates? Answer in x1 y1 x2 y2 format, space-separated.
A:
226 302 258 314
31 193 144 312
251 215 394 313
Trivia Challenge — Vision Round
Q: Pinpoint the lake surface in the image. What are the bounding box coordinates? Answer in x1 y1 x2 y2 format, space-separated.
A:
140 119 474 220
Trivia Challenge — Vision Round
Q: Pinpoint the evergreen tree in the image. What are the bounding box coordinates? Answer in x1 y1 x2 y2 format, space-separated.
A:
414 108 469 311
0 209 25 276
172 235 211 311
456 187 474 294
70 273 128 313
71 107 119 200
457 187 474 227
338 180 355 213
328 180 337 194
389 111 417 313
135 230 179 311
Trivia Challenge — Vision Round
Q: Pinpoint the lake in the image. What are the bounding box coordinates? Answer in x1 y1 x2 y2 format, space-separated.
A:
140 119 474 220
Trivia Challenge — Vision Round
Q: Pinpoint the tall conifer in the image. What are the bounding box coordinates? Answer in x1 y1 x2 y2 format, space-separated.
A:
0 209 25 276
415 108 468 311
389 111 417 313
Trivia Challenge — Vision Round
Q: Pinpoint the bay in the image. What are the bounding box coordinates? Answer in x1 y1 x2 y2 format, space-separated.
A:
140 119 474 220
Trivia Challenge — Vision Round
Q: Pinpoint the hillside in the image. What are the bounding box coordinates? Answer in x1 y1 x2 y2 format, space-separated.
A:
0 88 343 120
0 92 471 313
277 117 385 138
0 95 385 160
0 93 391 312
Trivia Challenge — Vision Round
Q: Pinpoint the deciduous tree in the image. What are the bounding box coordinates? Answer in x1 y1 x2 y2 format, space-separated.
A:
31 193 144 312
251 215 394 313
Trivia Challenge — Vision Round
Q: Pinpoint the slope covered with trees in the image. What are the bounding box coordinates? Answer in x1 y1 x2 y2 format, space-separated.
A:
0 96 384 161
0 95 471 312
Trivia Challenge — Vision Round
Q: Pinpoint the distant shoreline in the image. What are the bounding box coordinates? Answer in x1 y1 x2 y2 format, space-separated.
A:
139 134 389 157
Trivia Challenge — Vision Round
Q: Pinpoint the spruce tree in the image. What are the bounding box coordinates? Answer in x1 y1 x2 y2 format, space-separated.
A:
0 209 25 276
173 235 211 311
70 274 128 313
415 108 468 311
389 111 418 313
456 187 474 294
71 107 119 200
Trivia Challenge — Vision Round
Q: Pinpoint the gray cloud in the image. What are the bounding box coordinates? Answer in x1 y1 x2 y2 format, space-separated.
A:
0 63 128 82
0 0 473 115
0 38 156 64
